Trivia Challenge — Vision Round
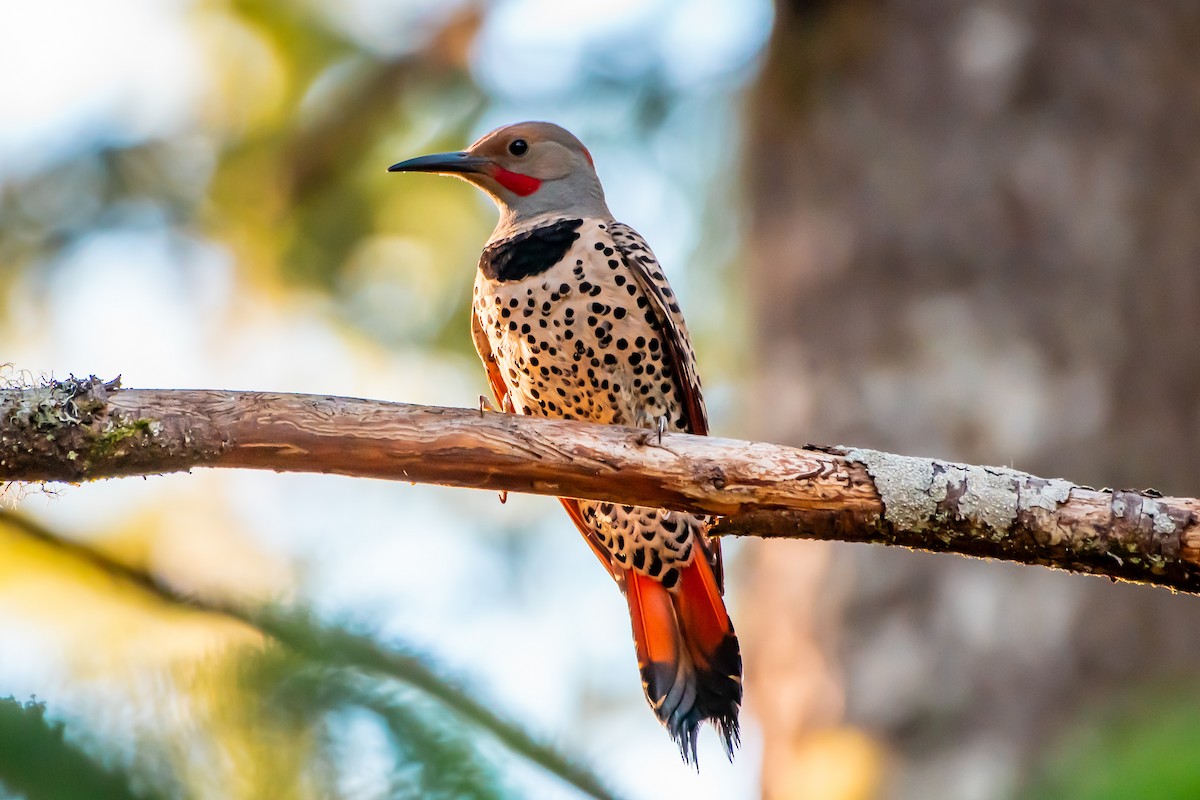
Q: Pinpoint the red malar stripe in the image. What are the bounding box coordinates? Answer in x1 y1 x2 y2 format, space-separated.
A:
491 166 541 196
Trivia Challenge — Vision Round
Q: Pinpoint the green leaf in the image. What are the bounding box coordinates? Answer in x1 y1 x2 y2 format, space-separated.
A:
0 697 165 800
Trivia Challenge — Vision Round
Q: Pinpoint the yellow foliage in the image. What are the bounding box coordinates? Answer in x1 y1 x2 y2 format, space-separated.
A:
0 517 257 674
767 726 887 800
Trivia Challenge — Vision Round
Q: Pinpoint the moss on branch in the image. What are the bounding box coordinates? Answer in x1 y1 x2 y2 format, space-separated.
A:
0 376 192 482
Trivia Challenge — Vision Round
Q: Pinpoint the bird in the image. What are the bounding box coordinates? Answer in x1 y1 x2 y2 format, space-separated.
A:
388 122 741 763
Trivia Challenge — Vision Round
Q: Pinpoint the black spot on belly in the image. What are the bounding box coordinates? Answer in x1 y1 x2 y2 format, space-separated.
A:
661 567 679 590
480 219 583 282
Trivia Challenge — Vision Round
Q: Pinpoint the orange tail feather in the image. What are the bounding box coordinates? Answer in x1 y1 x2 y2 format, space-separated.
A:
624 558 742 764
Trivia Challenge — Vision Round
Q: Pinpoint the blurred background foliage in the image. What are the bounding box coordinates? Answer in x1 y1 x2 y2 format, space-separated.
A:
3 0 1200 799
0 0 765 798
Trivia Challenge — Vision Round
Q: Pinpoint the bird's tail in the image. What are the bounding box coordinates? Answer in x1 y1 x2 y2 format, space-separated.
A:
623 555 742 765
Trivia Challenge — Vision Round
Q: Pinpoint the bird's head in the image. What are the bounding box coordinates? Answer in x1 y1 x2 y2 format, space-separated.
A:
388 121 610 228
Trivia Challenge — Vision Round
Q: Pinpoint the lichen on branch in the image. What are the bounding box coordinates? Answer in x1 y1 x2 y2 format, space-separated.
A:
1 376 170 482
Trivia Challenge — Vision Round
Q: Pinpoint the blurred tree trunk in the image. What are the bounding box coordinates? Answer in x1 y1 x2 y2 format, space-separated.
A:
740 1 1200 798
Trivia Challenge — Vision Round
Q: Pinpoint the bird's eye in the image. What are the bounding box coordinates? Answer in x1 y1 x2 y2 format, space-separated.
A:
508 139 529 156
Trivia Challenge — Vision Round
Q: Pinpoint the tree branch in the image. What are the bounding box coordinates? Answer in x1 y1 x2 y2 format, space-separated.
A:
4 377 1199 594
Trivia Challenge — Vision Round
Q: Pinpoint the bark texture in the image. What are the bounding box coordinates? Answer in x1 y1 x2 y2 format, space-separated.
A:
742 1 1200 797
4 379 1200 595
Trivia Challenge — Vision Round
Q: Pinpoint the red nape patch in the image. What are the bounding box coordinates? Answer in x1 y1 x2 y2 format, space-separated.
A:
581 146 594 168
491 166 541 196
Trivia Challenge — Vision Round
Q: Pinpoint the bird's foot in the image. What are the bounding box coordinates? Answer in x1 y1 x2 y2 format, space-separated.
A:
479 395 511 503
636 416 671 448
479 394 516 415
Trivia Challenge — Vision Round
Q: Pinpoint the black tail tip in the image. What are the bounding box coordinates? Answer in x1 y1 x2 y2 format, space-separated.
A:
666 707 741 768
643 634 743 767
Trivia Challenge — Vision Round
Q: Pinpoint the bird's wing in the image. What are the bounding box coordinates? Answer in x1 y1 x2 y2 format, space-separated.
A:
471 305 510 409
608 224 709 436
608 223 725 592
471 306 616 576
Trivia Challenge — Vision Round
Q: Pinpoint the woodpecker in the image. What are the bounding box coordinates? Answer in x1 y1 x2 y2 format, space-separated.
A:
389 122 741 763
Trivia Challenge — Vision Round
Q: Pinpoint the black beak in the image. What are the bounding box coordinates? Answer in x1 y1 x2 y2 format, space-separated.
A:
387 151 489 174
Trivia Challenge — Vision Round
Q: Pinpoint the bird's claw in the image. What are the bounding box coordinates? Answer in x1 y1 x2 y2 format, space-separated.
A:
477 393 511 501
637 416 671 448
479 394 516 415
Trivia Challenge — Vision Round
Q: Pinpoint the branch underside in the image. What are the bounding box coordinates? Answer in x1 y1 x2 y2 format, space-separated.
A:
3 378 1199 594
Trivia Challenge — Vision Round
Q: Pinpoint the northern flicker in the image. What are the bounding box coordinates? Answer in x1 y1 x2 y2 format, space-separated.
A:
389 122 741 763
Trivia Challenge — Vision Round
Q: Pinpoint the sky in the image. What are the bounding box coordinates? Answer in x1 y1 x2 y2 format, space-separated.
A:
0 1 773 798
